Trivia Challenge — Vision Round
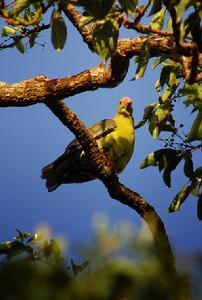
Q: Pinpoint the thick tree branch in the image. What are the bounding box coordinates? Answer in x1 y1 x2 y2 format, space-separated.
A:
45 100 177 283
0 35 175 107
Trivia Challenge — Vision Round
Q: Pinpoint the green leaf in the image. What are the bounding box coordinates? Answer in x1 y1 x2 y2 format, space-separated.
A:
80 16 94 26
152 55 168 69
163 155 182 187
134 42 150 80
168 71 178 88
160 123 176 133
155 106 170 122
161 81 179 102
148 102 175 138
186 110 202 142
159 63 179 91
176 0 191 20
14 37 25 54
168 185 191 212
135 102 157 129
160 66 173 88
150 7 166 31
155 79 161 92
141 148 182 187
71 259 90 276
148 0 162 16
140 152 157 169
167 17 173 32
12 0 31 15
152 58 161 69
15 229 30 241
194 167 202 178
77 0 114 19
181 83 202 110
93 18 119 61
119 0 137 14
143 102 157 119
180 83 202 98
183 11 200 38
51 9 67 51
44 239 61 260
190 177 202 197
148 114 160 139
183 153 194 178
7 241 29 258
140 148 179 169
197 193 202 221
161 87 173 102
24 7 32 21
29 32 38 48
0 241 12 254
2 26 16 36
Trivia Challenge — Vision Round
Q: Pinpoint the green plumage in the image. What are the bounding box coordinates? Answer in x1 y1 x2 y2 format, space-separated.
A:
41 97 135 191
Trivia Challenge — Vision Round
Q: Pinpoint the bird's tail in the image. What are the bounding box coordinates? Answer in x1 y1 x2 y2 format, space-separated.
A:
41 154 68 192
41 163 60 192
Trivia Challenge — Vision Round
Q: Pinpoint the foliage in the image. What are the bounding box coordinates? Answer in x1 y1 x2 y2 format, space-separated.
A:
0 1 201 215
0 224 201 300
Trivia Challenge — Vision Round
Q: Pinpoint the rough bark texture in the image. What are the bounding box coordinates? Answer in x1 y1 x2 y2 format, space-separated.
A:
0 36 175 107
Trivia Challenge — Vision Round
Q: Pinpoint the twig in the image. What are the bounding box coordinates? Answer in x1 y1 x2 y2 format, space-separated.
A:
3 0 16 8
134 0 151 24
0 23 50 49
124 19 174 37
2 7 43 26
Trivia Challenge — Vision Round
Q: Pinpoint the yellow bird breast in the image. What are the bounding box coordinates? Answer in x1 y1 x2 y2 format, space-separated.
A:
97 116 135 173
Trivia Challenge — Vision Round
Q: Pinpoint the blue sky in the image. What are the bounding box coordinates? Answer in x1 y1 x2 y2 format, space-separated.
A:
0 16 201 257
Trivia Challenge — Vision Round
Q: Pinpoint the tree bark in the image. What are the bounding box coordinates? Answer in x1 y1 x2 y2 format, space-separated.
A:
0 35 175 107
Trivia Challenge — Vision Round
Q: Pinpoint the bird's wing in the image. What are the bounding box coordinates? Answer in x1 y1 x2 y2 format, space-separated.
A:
89 118 117 139
65 118 117 154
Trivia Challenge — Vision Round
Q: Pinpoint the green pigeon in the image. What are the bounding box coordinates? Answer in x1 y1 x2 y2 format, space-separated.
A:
41 97 135 191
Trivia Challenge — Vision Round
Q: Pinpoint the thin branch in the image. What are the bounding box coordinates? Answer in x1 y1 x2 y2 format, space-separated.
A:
45 99 177 282
0 23 50 49
134 0 151 24
189 45 199 83
124 19 174 37
1 7 43 26
3 0 16 8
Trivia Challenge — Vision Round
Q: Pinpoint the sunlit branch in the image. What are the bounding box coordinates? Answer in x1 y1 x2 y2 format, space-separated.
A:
0 35 175 106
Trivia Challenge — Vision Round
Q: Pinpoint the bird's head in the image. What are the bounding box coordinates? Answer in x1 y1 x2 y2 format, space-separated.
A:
117 97 133 116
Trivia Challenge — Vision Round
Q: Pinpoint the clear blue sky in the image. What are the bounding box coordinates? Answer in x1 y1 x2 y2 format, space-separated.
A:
0 16 201 257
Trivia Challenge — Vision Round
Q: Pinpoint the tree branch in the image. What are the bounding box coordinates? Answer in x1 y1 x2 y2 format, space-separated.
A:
45 99 177 282
0 35 175 107
59 2 93 51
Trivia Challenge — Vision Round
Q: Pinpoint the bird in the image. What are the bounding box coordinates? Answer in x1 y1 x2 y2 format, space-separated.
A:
41 97 135 192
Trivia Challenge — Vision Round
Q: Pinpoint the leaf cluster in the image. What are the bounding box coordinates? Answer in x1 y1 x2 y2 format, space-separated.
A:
135 55 202 218
0 226 201 300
